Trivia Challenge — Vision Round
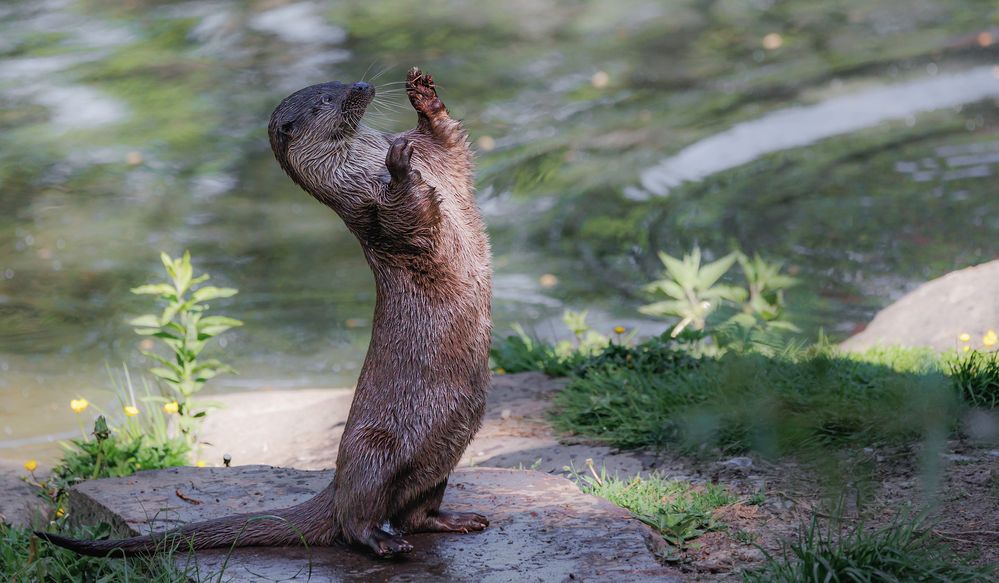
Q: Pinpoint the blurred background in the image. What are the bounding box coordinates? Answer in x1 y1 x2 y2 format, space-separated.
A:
1 0 997 463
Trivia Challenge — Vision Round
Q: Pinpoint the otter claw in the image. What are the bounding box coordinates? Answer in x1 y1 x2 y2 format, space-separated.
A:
406 67 445 117
386 137 413 181
368 528 413 557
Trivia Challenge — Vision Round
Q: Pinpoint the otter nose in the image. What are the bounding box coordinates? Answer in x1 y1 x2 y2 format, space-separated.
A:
352 82 373 94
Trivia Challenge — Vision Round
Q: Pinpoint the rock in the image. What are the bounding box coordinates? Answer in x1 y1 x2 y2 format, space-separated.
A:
0 460 49 528
720 457 753 468
67 465 679 582
841 260 999 352
198 388 355 469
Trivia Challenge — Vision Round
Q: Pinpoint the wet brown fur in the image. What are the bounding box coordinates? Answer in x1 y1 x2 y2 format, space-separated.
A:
36 68 492 558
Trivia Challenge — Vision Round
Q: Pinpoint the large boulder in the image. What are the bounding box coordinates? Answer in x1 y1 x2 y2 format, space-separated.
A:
841 260 999 352
67 465 679 582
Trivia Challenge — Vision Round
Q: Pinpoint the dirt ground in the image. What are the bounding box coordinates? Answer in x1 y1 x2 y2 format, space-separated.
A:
192 372 998 579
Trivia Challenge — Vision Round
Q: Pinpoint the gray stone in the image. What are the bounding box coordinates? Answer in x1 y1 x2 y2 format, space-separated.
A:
0 460 50 527
68 465 679 582
841 260 999 352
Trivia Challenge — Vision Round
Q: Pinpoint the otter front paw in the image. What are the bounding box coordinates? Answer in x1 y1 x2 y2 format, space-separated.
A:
386 137 414 182
406 67 445 118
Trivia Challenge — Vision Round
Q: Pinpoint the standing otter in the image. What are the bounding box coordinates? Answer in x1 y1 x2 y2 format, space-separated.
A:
37 67 492 557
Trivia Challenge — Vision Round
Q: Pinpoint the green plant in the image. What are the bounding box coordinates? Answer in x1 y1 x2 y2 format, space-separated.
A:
744 515 993 582
1 520 221 582
550 343 959 456
491 310 614 376
640 247 743 337
41 415 189 511
639 248 798 353
131 251 242 446
738 252 797 321
948 349 999 408
572 463 735 557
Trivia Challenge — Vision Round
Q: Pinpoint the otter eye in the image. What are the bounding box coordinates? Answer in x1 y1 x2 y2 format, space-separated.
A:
321 94 333 105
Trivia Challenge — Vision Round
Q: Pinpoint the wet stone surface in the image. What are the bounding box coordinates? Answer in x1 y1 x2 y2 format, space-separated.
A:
69 465 678 582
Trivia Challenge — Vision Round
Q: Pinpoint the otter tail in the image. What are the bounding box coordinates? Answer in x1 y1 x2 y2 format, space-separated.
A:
35 484 336 557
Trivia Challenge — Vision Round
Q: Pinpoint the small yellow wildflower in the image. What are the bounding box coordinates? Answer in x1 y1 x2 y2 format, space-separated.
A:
196 460 207 468
70 398 89 414
24 459 37 473
958 333 971 343
123 405 140 417
614 326 626 335
55 507 65 518
984 330 998 348
963 345 971 353
163 401 179 414
495 367 506 375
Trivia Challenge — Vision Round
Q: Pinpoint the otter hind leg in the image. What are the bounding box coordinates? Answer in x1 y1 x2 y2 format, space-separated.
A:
395 479 489 535
406 67 447 121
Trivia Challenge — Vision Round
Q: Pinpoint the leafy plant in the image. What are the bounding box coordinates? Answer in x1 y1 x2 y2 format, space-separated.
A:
640 248 798 351
39 414 189 511
491 310 614 376
640 247 743 337
131 251 242 446
738 252 797 321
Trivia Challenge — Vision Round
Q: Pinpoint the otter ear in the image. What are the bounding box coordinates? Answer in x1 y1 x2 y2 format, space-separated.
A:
280 121 295 136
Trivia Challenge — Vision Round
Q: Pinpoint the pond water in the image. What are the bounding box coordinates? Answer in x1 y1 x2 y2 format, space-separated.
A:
1 0 997 463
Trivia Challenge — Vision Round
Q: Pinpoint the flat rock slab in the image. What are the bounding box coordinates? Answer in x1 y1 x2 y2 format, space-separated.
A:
69 465 678 582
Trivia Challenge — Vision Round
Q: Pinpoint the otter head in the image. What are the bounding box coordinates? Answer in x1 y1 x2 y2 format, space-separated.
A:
267 81 375 182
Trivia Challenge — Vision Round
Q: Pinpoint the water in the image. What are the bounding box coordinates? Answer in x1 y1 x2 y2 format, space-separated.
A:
2 0 998 462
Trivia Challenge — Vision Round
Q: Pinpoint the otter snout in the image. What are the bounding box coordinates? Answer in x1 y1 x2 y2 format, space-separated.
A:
351 81 374 96
343 81 375 116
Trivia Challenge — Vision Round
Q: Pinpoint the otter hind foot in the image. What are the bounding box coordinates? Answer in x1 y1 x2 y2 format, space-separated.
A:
366 528 414 557
411 511 489 534
406 67 446 119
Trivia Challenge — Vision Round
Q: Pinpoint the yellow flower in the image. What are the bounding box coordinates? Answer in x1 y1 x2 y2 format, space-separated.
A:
163 401 179 414
963 345 971 353
24 459 37 473
958 333 971 343
70 398 89 414
495 368 506 375
984 330 997 348
123 405 140 417
196 460 206 468
55 507 65 518
614 326 626 335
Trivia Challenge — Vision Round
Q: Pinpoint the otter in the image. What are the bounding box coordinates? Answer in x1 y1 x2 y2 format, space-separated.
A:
36 67 493 557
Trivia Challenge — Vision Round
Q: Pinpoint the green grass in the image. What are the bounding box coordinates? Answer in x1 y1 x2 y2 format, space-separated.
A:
573 466 736 556
493 331 998 456
744 516 994 583
949 349 999 408
1 522 197 582
553 342 963 455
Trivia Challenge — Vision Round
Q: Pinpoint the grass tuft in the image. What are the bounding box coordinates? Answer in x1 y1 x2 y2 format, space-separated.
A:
572 465 736 555
744 516 994 583
948 349 999 408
